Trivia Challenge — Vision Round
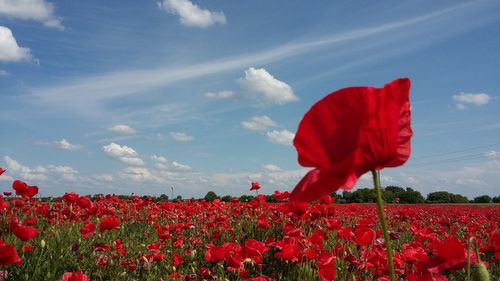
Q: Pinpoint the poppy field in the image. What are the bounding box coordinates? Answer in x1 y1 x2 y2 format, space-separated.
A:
1 178 499 281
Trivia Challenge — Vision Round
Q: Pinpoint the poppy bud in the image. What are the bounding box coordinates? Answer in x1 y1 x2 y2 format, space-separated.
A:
472 262 491 281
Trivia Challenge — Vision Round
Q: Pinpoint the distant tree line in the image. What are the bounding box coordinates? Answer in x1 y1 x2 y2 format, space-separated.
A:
202 186 500 204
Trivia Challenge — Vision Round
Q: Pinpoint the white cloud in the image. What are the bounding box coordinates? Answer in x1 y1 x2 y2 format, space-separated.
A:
46 164 79 182
102 142 144 166
158 0 226 28
0 69 8 76
119 167 157 182
205 90 234 99
2 156 80 183
452 92 491 110
170 132 194 142
92 174 113 182
53 139 81 150
172 161 192 171
0 0 64 29
151 154 168 164
262 164 282 172
266 129 295 145
4 155 48 181
238 67 298 106
241 115 277 131
30 2 496 115
109 124 137 135
0 26 32 62
35 139 82 150
484 150 500 159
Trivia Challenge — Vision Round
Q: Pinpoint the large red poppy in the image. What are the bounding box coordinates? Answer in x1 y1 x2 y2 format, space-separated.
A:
0 242 22 266
291 78 412 202
12 180 39 199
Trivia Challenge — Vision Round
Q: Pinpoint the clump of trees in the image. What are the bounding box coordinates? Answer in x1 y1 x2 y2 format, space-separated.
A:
426 191 469 204
199 187 498 204
338 186 425 204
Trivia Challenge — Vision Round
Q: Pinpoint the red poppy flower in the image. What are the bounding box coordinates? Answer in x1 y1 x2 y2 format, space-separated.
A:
172 254 184 266
13 225 38 241
80 221 96 238
291 78 412 201
0 167 5 176
0 243 22 266
99 216 120 232
60 271 89 281
0 198 6 211
250 182 261 191
12 180 39 199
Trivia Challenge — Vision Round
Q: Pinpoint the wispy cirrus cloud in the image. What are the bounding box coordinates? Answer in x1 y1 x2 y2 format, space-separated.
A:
35 138 82 151
170 132 194 142
28 1 499 117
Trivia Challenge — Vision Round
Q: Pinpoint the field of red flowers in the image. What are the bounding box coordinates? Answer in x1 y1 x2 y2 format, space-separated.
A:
0 179 499 281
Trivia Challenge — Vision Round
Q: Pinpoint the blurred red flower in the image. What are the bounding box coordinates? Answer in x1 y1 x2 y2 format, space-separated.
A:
60 272 89 281
12 180 39 199
99 216 120 232
291 78 412 201
0 167 5 176
13 225 38 241
0 242 22 266
250 182 261 191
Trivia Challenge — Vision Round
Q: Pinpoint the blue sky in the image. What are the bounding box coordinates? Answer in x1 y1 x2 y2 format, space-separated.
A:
0 0 499 199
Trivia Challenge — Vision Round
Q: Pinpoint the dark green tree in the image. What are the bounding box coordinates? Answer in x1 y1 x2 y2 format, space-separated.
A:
204 191 219 202
427 191 468 203
492 196 500 203
473 195 492 203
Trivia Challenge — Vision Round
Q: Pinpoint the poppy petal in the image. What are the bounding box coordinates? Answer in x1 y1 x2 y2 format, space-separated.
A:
292 78 412 201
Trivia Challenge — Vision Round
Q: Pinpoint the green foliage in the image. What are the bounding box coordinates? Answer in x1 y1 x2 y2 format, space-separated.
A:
204 191 219 202
427 191 469 203
473 195 492 203
492 196 500 203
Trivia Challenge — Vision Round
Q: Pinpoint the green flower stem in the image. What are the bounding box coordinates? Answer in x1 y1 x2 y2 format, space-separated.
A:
372 169 396 281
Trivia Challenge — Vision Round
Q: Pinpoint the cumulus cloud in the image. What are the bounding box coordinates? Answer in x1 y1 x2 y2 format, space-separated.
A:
0 26 32 62
238 67 298 106
158 0 226 28
35 139 82 150
4 155 47 181
119 167 157 182
92 174 113 182
46 164 79 182
0 0 64 29
3 156 80 183
452 92 491 110
266 129 295 145
102 142 144 166
109 124 137 135
170 132 194 142
241 115 277 131
54 139 81 150
205 90 234 99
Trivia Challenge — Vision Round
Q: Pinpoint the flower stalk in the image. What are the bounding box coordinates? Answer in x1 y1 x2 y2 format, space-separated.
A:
372 169 396 281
